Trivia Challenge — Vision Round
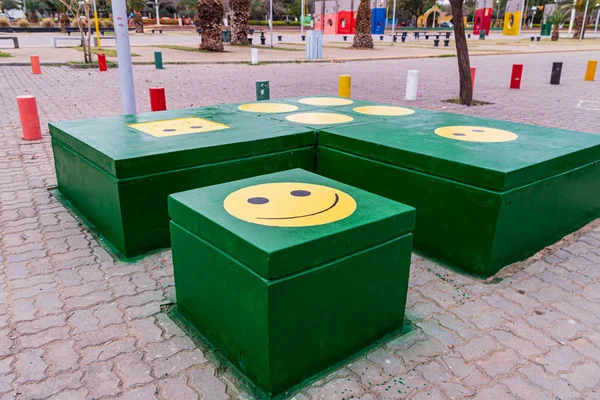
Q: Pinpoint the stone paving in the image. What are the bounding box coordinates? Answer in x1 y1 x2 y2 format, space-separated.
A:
1 50 600 399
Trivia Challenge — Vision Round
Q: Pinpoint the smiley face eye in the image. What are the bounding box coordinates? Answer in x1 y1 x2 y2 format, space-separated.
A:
472 129 485 132
163 129 176 132
247 197 269 205
452 133 466 136
291 190 311 197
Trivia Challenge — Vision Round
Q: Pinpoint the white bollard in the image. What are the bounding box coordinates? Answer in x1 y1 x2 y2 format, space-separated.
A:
251 48 259 65
405 70 419 101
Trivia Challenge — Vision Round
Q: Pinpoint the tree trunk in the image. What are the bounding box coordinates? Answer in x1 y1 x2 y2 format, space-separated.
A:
573 13 585 39
28 11 39 23
134 11 144 33
449 0 472 106
198 0 224 51
551 25 559 41
352 0 373 48
78 22 89 63
229 0 249 45
60 13 70 32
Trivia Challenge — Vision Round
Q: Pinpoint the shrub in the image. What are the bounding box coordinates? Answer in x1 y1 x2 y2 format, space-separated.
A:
103 19 114 28
96 19 105 28
16 19 30 28
71 18 88 28
41 18 55 28
0 17 10 27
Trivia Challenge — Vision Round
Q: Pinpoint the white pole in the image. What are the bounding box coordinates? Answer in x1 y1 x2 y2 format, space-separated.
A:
301 0 304 36
251 48 258 64
155 0 160 25
391 0 396 41
516 0 525 37
269 0 273 47
580 0 589 39
112 0 137 114
595 7 599 34
569 0 576 33
405 70 418 101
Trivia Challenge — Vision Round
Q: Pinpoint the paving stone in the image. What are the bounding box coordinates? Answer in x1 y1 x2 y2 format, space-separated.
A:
83 361 121 398
546 318 586 342
189 366 230 400
63 290 113 311
18 371 83 400
81 338 137 365
16 314 67 335
153 349 206 377
159 376 198 400
15 349 46 384
472 384 516 400
155 313 186 339
395 338 447 367
92 303 124 327
11 298 37 323
416 361 474 399
75 323 128 348
348 358 386 386
46 340 79 373
68 309 100 334
476 349 525 378
405 301 442 321
18 326 70 349
145 336 197 361
434 313 478 339
471 309 511 330
518 363 581 399
535 346 585 374
118 384 158 399
562 361 600 392
501 374 553 399
370 371 428 399
130 317 163 346
417 320 463 346
114 352 153 388
366 349 408 377
489 329 542 359
454 336 503 362
126 301 162 320
49 388 89 400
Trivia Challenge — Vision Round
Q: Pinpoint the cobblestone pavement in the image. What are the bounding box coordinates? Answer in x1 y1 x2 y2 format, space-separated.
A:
1 51 600 399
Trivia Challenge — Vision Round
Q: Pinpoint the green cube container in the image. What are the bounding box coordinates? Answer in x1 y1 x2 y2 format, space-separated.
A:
318 110 600 277
168 169 415 396
49 107 315 258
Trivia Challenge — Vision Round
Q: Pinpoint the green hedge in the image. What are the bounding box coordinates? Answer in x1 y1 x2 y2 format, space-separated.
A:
249 20 301 26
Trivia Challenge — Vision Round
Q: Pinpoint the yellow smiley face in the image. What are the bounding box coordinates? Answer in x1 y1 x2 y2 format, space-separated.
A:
434 126 518 142
223 182 357 227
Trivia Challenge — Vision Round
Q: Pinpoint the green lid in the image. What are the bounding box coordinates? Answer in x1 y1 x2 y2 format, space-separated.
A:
320 110 600 191
49 107 314 179
168 168 415 280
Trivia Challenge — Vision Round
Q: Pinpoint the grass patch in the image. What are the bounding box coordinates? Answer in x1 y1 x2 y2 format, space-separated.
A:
154 44 232 53
73 46 140 57
0 51 12 57
443 98 492 106
438 54 457 58
249 45 303 52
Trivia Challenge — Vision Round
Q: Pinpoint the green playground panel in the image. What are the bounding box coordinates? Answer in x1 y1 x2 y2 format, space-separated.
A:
49 107 315 258
318 112 600 277
168 169 415 396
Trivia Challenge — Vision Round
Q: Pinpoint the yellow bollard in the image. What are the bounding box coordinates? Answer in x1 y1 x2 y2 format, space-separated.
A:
338 75 351 98
584 60 597 81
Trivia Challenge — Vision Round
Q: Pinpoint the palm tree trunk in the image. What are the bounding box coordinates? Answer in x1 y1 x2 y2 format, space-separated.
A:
551 25 559 41
229 0 249 45
352 0 373 48
449 0 472 105
573 13 584 38
60 13 70 32
198 0 224 51
134 11 144 33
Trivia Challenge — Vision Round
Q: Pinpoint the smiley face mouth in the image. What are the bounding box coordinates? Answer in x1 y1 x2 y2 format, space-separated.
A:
256 193 340 220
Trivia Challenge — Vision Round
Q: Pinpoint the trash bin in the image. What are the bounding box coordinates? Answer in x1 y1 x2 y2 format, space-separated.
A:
222 29 231 43
479 29 486 40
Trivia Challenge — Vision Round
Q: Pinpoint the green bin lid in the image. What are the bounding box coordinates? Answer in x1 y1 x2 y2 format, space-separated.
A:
320 110 600 191
49 107 313 179
168 168 415 280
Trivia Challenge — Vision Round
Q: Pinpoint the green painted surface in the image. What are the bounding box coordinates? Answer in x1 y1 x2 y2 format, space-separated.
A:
169 169 414 396
320 116 600 191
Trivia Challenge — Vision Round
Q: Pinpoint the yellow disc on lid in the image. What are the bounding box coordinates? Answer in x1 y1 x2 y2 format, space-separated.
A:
353 106 415 116
298 97 354 106
285 112 354 125
434 126 518 143
237 103 299 113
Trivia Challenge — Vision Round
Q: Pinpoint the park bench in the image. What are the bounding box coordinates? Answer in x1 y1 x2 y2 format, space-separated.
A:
0 36 19 48
151 28 162 34
51 37 83 48
196 27 202 35
93 36 116 47
66 27 113 36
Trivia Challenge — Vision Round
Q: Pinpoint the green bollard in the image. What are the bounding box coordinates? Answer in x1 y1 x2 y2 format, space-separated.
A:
154 51 163 69
256 81 270 101
479 29 486 40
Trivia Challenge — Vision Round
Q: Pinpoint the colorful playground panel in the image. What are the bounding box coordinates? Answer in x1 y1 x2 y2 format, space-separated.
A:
49 107 315 258
168 169 415 396
317 110 600 277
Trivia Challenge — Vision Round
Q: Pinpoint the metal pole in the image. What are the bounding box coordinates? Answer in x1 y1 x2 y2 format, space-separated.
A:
269 0 273 47
517 0 525 37
391 0 396 42
92 0 101 48
496 0 500 24
595 6 599 34
569 0 576 33
155 0 160 25
580 0 589 39
301 0 304 36
111 0 137 114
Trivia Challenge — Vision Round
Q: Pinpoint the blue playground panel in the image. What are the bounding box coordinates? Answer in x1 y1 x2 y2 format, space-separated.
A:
371 8 386 34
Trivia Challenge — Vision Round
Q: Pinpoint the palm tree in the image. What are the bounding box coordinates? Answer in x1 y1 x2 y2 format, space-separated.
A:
127 0 146 33
352 0 373 48
572 0 599 39
229 0 249 45
198 0 224 51
24 0 48 22
547 9 565 41
48 0 70 32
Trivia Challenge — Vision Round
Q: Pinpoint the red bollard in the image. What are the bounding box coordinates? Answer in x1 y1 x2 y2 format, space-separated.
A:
510 64 523 89
149 87 167 112
30 56 41 75
470 67 476 91
97 53 107 72
17 96 42 140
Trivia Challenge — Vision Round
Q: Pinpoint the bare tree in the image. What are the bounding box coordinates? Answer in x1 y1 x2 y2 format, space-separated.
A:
55 0 93 63
352 0 373 48
229 0 249 45
449 0 472 105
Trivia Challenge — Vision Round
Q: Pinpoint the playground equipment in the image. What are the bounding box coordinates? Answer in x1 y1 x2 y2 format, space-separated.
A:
540 3 556 36
473 0 492 36
503 0 523 36
417 5 452 28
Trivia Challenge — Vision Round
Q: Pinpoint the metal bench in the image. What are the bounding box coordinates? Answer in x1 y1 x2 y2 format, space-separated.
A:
51 37 83 48
151 29 162 34
93 36 116 47
0 36 19 48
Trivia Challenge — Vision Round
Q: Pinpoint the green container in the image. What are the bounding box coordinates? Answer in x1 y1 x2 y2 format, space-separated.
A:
222 29 231 43
169 169 415 396
541 22 552 36
49 107 314 258
317 109 600 277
